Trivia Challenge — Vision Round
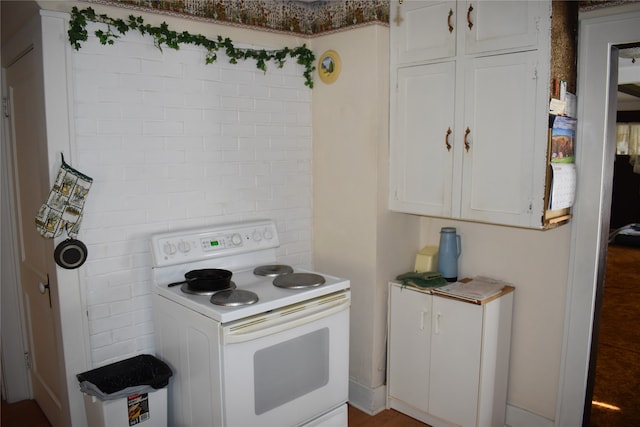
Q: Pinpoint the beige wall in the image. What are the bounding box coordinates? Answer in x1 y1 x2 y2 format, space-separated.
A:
310 21 572 420
421 218 571 419
311 25 419 393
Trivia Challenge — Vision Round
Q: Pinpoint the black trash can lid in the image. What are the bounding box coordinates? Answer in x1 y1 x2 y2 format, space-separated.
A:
76 354 172 395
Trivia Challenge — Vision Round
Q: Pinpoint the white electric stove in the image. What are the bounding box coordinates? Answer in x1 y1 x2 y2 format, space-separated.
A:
151 219 350 427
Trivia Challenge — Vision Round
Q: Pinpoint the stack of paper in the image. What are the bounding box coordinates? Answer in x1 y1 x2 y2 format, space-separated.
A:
433 276 509 302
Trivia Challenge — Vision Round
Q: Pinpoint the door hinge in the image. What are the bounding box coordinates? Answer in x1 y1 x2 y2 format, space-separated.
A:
2 97 9 118
24 352 32 370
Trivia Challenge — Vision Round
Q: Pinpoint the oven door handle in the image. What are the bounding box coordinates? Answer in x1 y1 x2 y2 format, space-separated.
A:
223 291 350 344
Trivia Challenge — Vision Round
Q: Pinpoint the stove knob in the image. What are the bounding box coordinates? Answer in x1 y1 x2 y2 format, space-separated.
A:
177 240 190 253
263 228 273 241
230 233 242 246
252 230 262 242
163 242 177 256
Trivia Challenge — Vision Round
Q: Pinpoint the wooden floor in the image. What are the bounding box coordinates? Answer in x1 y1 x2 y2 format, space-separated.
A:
349 405 430 427
1 399 51 427
588 244 640 427
3 383 638 427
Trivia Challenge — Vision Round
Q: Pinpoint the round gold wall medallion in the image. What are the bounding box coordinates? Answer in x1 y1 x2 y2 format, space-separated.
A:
318 50 341 84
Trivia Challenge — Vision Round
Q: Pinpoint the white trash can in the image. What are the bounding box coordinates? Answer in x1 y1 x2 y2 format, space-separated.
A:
77 354 172 427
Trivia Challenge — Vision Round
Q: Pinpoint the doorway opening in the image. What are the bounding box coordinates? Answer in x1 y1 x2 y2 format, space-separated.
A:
587 42 640 427
559 6 640 427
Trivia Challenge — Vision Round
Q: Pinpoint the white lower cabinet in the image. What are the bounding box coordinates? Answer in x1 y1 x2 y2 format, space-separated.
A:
387 282 514 427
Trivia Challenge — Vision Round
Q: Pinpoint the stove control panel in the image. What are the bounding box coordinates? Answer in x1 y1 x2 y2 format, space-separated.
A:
151 219 279 267
200 232 243 251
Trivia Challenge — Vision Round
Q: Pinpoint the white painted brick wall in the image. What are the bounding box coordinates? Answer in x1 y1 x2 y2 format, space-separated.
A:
72 22 313 367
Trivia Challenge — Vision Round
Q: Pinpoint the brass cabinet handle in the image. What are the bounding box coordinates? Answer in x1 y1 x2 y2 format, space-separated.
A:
445 127 452 151
447 9 454 33
467 4 474 30
464 127 471 151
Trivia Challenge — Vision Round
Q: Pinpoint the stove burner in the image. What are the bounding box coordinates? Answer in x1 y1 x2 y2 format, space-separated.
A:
253 264 294 277
273 273 326 289
210 289 259 307
181 281 236 296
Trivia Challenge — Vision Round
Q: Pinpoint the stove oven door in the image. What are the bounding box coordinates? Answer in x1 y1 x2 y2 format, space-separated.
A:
221 290 350 427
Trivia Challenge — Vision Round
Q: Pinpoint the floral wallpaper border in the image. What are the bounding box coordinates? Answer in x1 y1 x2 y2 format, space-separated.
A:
88 0 390 35
578 0 640 11
85 1 634 37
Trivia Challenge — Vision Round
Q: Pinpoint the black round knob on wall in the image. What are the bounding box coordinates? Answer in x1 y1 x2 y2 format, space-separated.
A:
54 238 88 269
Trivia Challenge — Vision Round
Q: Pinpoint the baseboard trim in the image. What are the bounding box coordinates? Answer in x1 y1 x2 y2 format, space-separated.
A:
347 382 553 427
348 379 387 415
505 404 554 427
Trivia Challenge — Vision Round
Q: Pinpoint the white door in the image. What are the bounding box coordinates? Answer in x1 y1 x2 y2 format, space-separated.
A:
388 285 431 412
5 47 70 427
463 1 543 55
389 61 456 217
460 51 539 226
429 296 482 427
391 0 456 64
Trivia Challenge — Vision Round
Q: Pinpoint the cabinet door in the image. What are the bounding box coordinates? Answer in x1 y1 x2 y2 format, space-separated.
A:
460 51 541 227
462 1 545 55
429 296 482 427
388 285 431 412
389 62 456 217
391 1 456 64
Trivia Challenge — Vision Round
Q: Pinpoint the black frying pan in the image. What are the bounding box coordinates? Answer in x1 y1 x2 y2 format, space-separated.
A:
54 238 88 269
167 268 232 291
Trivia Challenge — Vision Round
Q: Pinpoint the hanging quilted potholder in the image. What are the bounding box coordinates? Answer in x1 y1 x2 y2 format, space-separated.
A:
35 154 93 239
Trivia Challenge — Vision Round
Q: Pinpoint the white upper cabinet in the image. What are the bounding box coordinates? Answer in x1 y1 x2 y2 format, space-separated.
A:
389 61 456 217
389 0 554 228
391 1 457 64
463 1 543 55
390 1 544 65
460 51 546 225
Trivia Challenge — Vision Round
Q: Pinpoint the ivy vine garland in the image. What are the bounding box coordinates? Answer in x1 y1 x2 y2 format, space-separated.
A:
67 7 316 88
